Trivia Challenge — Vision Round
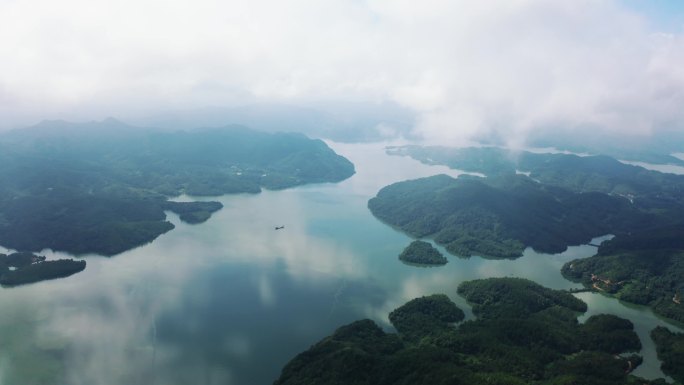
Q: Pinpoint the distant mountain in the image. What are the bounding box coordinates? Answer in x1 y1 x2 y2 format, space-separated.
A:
133 101 416 142
525 127 684 166
0 119 355 260
389 145 684 205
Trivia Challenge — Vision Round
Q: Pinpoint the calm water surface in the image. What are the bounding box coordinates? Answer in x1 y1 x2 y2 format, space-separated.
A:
0 142 681 385
621 160 684 175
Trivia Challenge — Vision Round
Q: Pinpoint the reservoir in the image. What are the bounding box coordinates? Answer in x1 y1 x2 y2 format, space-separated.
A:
0 142 680 384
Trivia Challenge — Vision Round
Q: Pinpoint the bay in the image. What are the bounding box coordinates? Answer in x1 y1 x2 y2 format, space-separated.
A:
0 142 680 384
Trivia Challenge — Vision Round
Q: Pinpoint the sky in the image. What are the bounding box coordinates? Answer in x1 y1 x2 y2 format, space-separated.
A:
1 0 683 146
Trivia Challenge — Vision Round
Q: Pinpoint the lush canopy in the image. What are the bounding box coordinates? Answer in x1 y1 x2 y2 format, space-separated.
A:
0 120 354 257
275 278 652 385
562 227 684 323
398 240 447 265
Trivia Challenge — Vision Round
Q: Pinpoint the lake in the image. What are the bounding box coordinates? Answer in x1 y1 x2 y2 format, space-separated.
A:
0 142 681 385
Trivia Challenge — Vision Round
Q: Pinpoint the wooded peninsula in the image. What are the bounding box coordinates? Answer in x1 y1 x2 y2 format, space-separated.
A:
372 147 684 259
275 277 658 385
0 119 355 284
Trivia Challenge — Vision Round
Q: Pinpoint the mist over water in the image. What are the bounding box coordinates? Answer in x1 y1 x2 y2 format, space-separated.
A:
620 160 684 175
0 142 680 384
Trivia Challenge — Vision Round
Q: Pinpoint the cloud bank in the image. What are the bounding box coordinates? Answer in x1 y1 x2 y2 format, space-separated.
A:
1 0 683 145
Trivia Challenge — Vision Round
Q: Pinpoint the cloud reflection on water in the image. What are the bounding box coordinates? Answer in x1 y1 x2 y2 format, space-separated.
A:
0 141 463 384
0 142 681 383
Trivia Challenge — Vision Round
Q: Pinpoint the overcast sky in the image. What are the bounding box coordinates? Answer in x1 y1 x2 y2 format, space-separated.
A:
1 0 683 145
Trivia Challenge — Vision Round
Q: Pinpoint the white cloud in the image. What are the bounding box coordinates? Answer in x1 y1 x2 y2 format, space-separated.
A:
0 0 683 145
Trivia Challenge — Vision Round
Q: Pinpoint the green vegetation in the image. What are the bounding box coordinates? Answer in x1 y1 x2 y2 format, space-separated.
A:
275 278 652 385
457 277 587 318
398 240 447 265
387 145 518 175
388 294 463 339
163 201 223 224
379 145 684 322
562 227 684 323
0 251 45 268
0 119 354 256
651 326 684 383
372 145 684 259
0 252 85 286
526 129 684 167
368 174 652 258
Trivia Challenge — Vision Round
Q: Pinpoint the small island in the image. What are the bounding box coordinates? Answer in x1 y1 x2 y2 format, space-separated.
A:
163 201 224 224
274 277 651 385
398 240 447 265
0 252 86 286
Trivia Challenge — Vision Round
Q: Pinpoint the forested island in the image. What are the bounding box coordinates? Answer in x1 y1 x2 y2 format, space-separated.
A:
0 252 85 286
275 277 657 385
398 240 447 265
0 119 355 257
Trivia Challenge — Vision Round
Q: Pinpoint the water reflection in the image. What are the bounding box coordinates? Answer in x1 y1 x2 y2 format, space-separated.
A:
0 142 680 384
577 293 682 381
360 235 612 328
328 141 471 196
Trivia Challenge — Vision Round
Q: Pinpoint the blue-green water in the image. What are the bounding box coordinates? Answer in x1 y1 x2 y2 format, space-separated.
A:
0 142 680 385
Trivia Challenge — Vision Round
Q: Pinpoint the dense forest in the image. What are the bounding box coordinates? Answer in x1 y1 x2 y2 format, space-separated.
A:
388 294 463 339
274 278 657 385
0 252 85 285
398 240 447 265
562 227 684 323
368 173 659 258
651 326 684 383
371 145 684 260
0 119 355 256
